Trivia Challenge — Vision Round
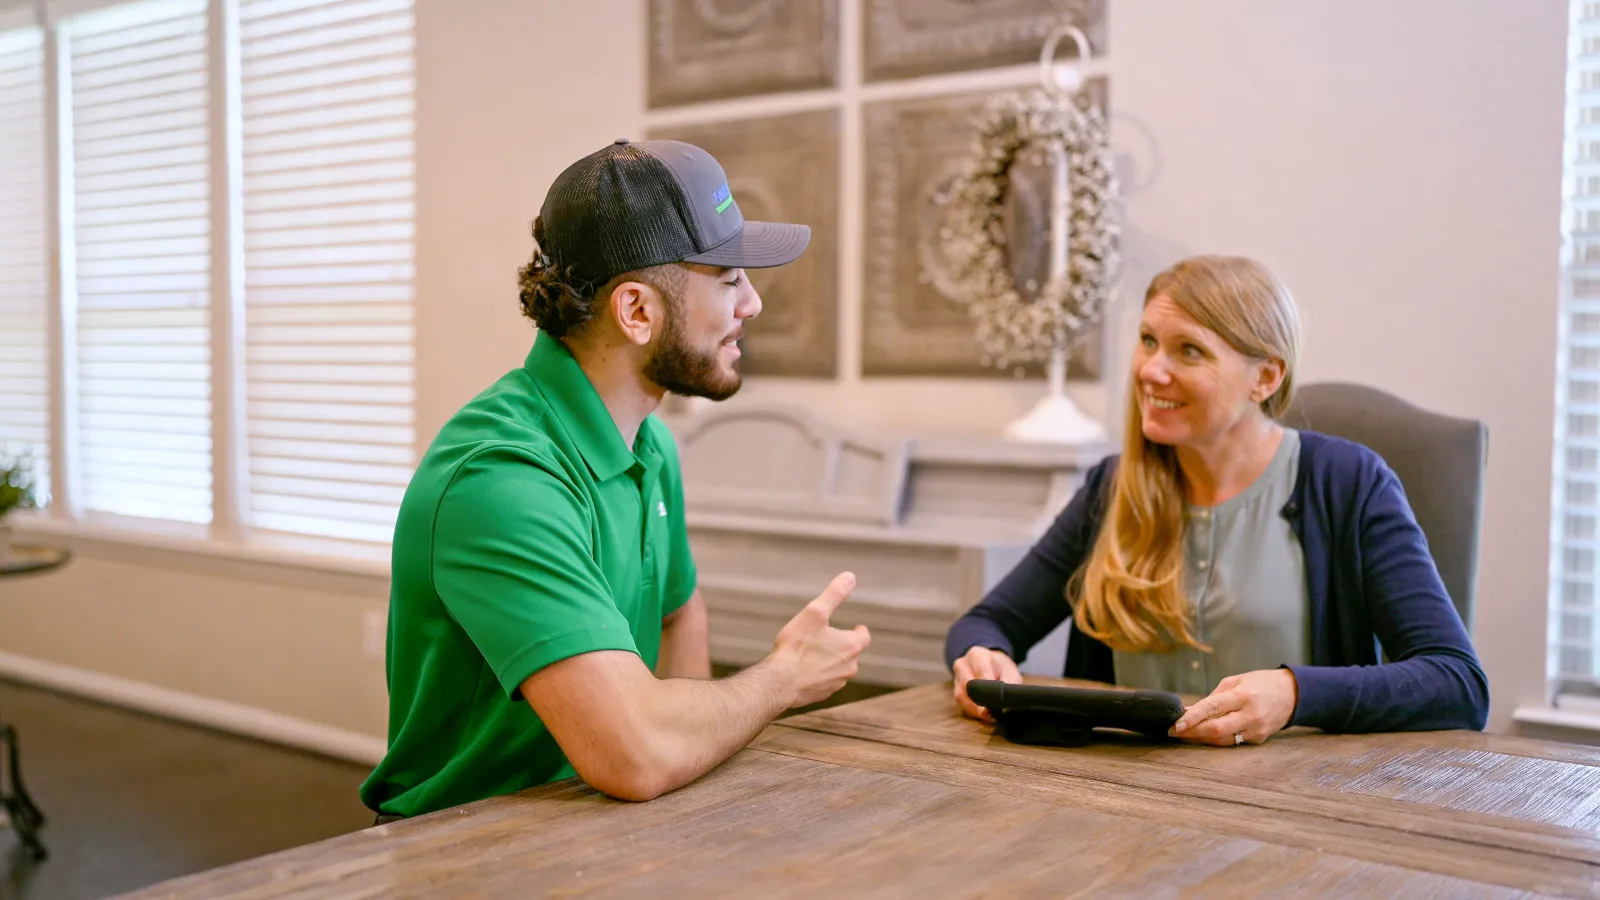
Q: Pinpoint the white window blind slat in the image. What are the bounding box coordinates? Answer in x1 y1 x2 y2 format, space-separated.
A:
240 73 406 117
241 32 410 83
68 29 205 76
77 124 209 161
80 445 209 470
250 511 392 543
245 161 414 198
0 25 51 503
66 2 203 48
240 0 415 544
72 47 203 90
77 236 211 262
244 184 411 221
72 88 201 126
1558 0 1600 694
76 202 209 231
248 383 409 405
78 428 208 452
72 70 207 113
242 11 408 63
249 475 403 506
67 0 212 525
76 143 208 178
79 379 209 400
77 461 212 490
242 51 410 101
73 106 205 144
245 116 410 157
78 219 209 245
246 262 413 289
249 436 411 465
240 0 409 35
78 254 210 280
77 179 207 212
78 272 208 296
245 220 411 250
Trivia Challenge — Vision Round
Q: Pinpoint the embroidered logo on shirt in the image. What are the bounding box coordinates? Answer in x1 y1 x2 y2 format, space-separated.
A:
657 501 667 517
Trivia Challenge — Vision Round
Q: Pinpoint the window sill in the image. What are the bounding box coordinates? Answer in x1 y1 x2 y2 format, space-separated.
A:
8 511 391 586
1512 698 1600 736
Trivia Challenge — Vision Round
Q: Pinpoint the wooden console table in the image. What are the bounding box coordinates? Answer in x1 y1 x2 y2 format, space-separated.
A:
665 403 1108 687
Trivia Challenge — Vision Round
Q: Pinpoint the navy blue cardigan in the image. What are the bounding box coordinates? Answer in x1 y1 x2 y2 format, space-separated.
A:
945 431 1490 733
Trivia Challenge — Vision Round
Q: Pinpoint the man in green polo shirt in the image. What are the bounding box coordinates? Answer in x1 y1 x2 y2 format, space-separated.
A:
360 139 870 818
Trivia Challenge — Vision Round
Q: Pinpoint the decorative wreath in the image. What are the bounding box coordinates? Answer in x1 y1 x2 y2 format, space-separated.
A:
938 87 1121 371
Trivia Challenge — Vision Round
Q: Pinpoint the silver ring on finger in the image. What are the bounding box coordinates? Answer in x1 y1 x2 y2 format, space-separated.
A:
1233 731 1245 746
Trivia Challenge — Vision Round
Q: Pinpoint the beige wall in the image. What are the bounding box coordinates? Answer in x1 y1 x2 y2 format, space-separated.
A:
412 0 646 445
1104 0 1566 733
0 542 390 739
0 0 1568 742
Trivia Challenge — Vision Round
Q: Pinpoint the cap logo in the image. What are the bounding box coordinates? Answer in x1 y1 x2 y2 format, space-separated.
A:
712 182 734 214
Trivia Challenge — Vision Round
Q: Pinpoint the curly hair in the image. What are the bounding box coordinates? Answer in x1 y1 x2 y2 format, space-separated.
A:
517 216 688 338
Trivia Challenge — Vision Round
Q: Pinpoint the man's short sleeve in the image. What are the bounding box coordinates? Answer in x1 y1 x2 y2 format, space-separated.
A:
432 445 639 698
657 431 698 616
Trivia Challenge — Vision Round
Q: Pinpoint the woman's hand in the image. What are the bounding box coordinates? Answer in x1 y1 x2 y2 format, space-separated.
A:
952 647 1024 721
1170 668 1298 746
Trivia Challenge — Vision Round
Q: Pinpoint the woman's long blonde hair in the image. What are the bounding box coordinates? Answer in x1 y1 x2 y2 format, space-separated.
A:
1069 255 1303 653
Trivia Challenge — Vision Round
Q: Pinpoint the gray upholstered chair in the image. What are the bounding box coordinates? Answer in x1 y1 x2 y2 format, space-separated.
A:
1281 382 1488 634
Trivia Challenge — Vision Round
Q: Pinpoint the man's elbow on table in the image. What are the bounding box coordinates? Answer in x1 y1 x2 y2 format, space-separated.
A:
568 743 677 803
576 755 675 797
520 650 687 803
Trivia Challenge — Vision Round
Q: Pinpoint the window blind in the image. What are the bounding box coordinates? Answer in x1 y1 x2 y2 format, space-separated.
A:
239 0 416 544
65 0 214 524
0 25 51 502
1557 0 1600 695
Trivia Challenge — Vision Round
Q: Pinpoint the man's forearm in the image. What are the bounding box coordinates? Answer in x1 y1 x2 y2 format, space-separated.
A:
626 658 794 799
657 591 711 679
530 577 864 802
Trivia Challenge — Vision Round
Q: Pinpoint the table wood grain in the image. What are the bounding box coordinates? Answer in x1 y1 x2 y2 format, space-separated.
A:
118 679 1600 899
783 681 1600 861
756 726 1594 897
122 728 1572 899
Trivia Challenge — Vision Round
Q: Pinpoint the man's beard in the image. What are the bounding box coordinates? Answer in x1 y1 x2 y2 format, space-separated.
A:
642 296 742 401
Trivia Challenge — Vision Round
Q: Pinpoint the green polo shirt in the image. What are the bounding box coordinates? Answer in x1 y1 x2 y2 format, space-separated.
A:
359 335 697 817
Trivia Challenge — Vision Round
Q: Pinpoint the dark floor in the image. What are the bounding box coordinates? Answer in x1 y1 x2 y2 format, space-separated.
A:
0 679 374 900
0 673 900 900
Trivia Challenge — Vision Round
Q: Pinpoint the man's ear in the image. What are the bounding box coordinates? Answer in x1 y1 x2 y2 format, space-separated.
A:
607 279 662 348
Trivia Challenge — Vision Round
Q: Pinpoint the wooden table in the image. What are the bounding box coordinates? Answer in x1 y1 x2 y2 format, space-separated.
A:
124 680 1600 898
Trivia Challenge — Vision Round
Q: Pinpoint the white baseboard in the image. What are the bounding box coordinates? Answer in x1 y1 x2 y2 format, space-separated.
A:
0 651 387 766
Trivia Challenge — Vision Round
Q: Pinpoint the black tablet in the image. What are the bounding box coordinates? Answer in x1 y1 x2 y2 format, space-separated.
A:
965 680 1186 746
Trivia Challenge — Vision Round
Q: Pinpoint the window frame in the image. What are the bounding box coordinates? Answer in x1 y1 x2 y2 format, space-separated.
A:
5 0 414 574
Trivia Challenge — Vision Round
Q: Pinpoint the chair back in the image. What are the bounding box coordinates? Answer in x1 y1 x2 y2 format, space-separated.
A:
1282 382 1488 633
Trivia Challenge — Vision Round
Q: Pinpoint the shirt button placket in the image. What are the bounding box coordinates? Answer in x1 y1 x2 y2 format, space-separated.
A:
1191 507 1214 692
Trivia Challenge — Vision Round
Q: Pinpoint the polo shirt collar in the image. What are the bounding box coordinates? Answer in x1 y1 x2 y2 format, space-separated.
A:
525 334 637 481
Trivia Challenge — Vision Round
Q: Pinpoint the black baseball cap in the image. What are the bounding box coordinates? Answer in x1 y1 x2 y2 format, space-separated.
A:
536 138 811 290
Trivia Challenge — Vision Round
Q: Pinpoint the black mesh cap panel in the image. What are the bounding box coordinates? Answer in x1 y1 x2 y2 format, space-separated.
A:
536 142 701 291
535 138 810 294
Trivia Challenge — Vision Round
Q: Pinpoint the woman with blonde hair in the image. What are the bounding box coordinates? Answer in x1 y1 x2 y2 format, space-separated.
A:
946 255 1488 744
